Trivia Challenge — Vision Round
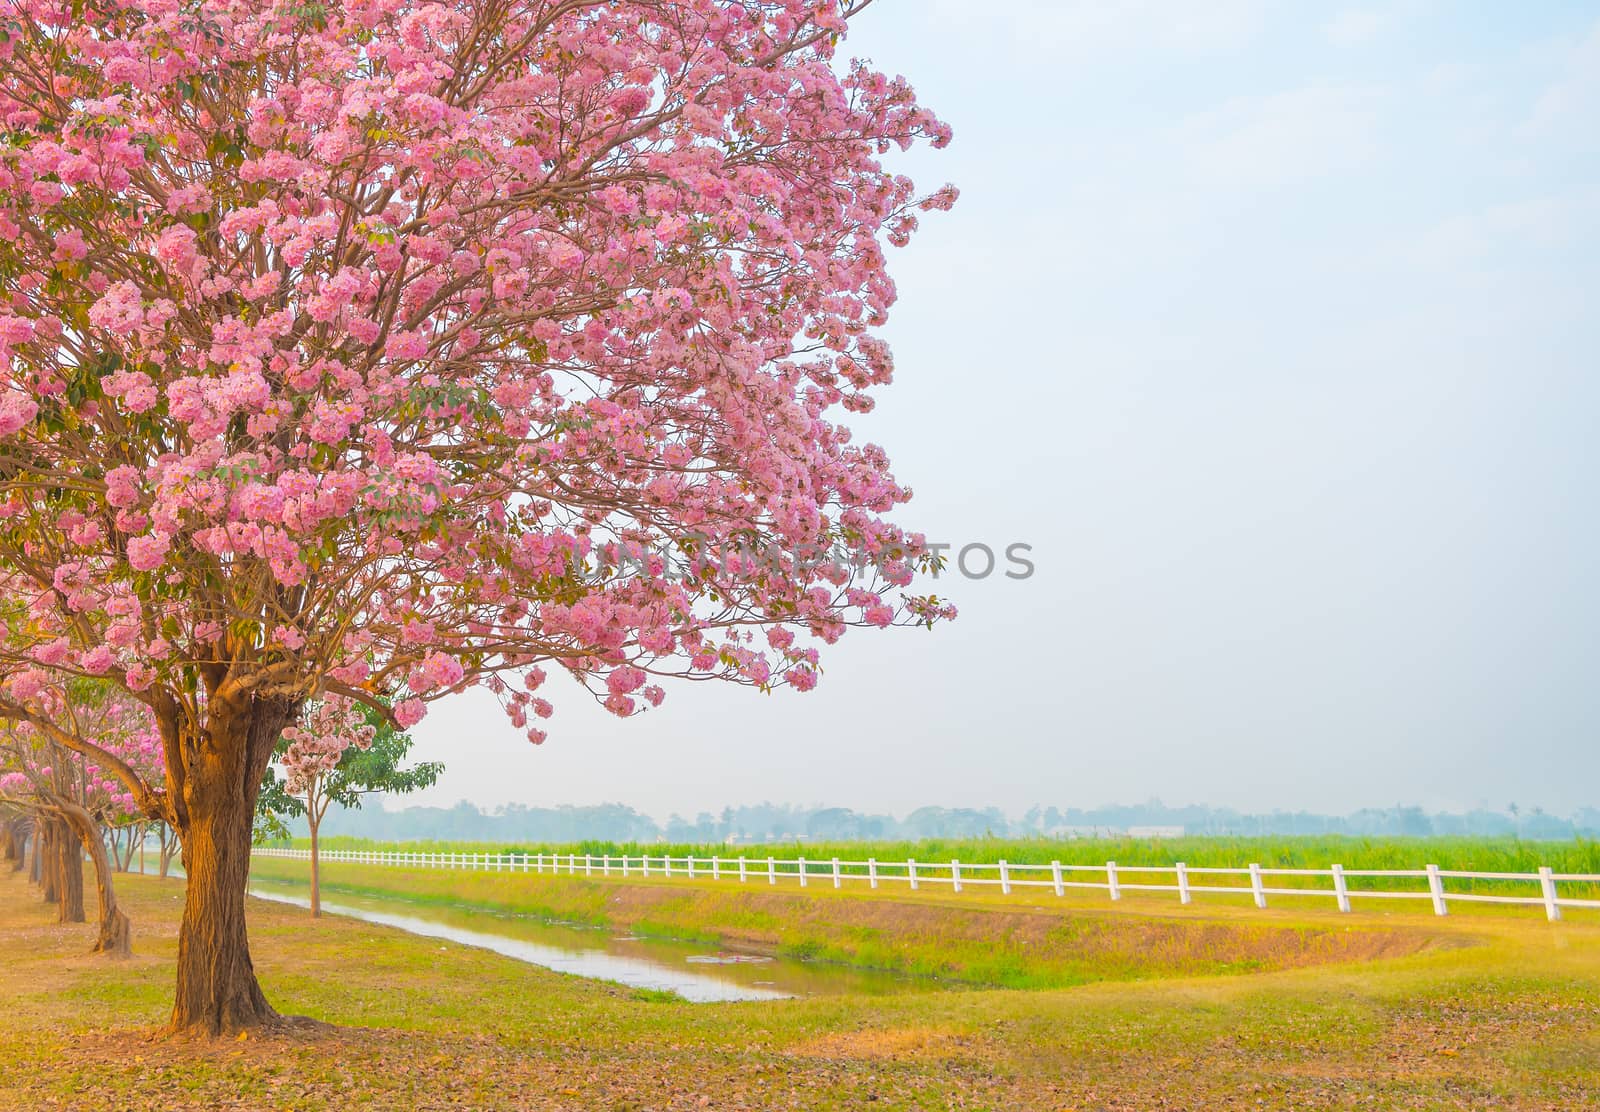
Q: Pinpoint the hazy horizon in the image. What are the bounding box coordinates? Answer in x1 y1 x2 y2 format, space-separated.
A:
396 2 1600 819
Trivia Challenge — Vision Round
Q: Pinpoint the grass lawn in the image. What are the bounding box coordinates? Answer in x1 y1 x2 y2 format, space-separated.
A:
2 862 1599 1110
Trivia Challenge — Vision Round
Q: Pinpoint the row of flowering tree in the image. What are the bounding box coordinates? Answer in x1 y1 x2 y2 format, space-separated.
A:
0 682 165 955
0 0 953 1034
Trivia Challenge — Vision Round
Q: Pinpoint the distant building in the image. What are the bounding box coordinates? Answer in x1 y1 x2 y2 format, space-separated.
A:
1046 825 1110 839
1128 825 1184 839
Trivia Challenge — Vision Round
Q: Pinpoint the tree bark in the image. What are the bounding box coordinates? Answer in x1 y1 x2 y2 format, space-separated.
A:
308 811 322 918
159 827 177 879
119 824 143 872
57 802 131 958
55 817 86 924
168 694 298 1036
29 819 42 885
9 820 26 873
41 819 58 902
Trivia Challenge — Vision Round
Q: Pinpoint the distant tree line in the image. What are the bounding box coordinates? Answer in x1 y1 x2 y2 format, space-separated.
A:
299 798 1600 844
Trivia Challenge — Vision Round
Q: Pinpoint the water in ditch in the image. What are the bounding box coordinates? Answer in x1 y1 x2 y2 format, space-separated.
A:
135 860 918 1003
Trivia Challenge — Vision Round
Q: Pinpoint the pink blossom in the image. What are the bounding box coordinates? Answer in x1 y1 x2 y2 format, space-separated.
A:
547 240 584 271
126 531 171 571
606 665 646 695
52 228 89 262
393 698 427 728
0 392 37 436
413 650 465 692
87 280 143 335
103 465 141 508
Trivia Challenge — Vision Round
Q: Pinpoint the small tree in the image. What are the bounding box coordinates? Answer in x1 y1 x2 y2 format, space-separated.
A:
258 697 440 916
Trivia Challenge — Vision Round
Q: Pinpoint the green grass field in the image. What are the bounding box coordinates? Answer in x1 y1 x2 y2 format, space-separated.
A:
304 832 1600 871
5 851 1600 1109
290 833 1600 902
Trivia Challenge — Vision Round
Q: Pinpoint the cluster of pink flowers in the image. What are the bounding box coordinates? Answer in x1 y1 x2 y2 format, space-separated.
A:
279 697 375 796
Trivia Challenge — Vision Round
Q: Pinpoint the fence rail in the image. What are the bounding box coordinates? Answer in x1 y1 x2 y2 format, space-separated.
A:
251 848 1600 921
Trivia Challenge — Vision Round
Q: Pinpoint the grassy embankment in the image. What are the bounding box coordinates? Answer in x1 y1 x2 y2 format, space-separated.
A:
4 860 1600 1109
249 854 1441 989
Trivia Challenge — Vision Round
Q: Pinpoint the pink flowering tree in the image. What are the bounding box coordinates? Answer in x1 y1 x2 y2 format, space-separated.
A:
0 0 954 1033
0 683 163 955
277 699 371 917
261 695 439 916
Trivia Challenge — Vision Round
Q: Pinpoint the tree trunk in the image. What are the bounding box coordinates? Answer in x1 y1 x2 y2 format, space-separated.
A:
104 827 122 872
41 820 58 902
29 819 42 885
55 818 86 924
168 694 298 1036
119 825 142 872
9 820 26 873
1 820 13 862
58 803 131 958
308 812 321 918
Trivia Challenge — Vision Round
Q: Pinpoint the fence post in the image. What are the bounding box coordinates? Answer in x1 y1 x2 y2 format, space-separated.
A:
798 856 808 888
712 856 721 881
999 859 1011 896
1331 864 1350 913
1176 862 1191 905
1249 863 1267 909
688 856 696 879
585 854 592 877
622 854 630 878
1539 866 1562 922
868 858 878 890
1051 860 1064 897
642 855 650 877
908 858 919 891
767 856 775 885
832 857 841 889
603 854 611 876
1106 861 1120 901
1426 864 1448 916
951 859 962 894
739 857 747 883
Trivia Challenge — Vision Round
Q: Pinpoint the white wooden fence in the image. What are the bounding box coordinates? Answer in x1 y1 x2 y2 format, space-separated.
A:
251 848 1600 921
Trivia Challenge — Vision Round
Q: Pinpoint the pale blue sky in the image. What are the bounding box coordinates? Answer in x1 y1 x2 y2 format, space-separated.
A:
404 2 1600 818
